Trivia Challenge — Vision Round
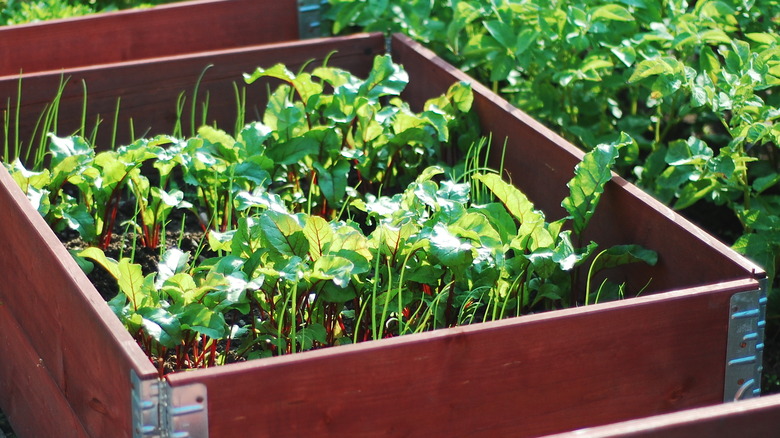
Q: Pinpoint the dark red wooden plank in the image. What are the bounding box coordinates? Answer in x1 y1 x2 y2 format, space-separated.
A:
391 33 763 294
542 393 780 437
0 0 299 76
0 304 89 438
168 279 757 437
0 32 765 437
0 164 158 438
1 33 385 157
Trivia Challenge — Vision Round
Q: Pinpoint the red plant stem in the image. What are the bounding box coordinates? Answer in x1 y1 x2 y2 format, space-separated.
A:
209 340 217 367
99 194 120 249
221 196 231 232
158 347 166 378
337 314 346 335
381 150 399 188
175 345 183 371
152 222 161 248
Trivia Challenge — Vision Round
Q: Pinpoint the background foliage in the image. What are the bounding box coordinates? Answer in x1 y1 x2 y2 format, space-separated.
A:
0 0 179 25
328 0 780 319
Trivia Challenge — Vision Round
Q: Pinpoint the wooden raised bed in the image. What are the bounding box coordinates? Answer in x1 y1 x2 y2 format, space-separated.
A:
0 0 303 76
545 393 780 437
0 32 767 437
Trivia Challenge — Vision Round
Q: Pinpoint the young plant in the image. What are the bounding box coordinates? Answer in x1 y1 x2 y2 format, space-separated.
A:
125 135 192 248
242 54 478 217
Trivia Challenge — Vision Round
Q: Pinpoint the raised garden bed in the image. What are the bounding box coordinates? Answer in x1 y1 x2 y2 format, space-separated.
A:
0 31 768 437
0 0 303 76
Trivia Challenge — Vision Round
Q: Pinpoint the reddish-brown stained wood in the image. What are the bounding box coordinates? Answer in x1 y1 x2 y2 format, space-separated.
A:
0 164 158 437
0 33 769 437
0 33 385 157
391 33 764 294
0 304 89 438
167 279 757 437
0 0 299 76
542 393 780 437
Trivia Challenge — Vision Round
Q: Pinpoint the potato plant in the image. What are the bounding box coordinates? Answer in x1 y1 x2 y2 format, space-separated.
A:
328 0 780 321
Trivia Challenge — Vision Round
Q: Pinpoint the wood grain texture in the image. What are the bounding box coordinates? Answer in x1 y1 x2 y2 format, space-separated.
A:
391 33 763 294
542 393 780 437
0 0 299 76
0 33 384 159
168 279 757 437
0 164 158 438
0 32 767 437
0 304 89 438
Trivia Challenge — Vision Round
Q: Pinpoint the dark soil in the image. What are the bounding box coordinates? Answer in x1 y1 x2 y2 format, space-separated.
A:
0 410 14 438
763 320 780 394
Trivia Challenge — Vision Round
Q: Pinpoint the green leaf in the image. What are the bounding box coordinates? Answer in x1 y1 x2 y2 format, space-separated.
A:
78 247 119 279
476 173 553 250
180 303 228 339
266 135 319 165
474 173 544 232
753 173 780 195
426 223 474 269
156 248 191 287
628 59 673 83
243 63 296 84
484 20 516 49
295 323 327 350
239 122 273 156
733 230 780 281
313 160 350 206
60 204 96 242
137 307 183 348
699 46 721 79
117 259 150 310
562 143 619 235
589 245 658 275
320 282 358 303
311 255 354 288
360 55 409 101
160 273 200 305
472 202 518 245
48 134 94 169
304 215 334 260
591 4 634 22
745 33 777 45
259 211 309 258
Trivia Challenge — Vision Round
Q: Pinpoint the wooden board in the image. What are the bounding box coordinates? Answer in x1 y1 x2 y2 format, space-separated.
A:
0 33 385 160
0 164 158 438
542 393 780 437
167 279 757 437
0 304 89 438
0 32 767 437
0 0 299 76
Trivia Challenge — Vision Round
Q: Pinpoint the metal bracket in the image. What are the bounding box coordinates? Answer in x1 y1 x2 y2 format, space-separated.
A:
724 282 767 402
132 370 209 438
298 0 330 39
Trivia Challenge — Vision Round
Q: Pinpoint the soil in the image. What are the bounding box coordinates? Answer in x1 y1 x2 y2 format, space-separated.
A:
0 410 13 438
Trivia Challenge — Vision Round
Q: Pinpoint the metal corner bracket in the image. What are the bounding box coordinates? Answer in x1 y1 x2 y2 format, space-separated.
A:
724 280 767 402
132 370 208 438
298 0 330 39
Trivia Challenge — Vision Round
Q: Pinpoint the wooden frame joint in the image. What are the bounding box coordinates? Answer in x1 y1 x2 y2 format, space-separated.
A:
724 281 767 402
298 0 330 39
132 370 208 438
